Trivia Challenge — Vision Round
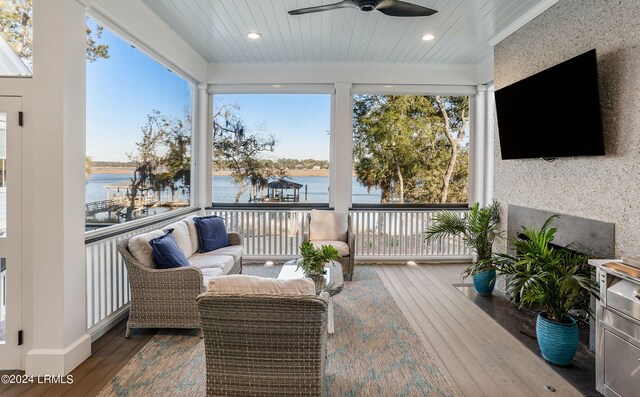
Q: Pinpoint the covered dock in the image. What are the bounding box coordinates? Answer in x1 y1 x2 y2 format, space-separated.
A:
264 178 304 202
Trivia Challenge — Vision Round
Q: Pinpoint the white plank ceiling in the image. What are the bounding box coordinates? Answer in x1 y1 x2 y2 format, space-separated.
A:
143 0 546 65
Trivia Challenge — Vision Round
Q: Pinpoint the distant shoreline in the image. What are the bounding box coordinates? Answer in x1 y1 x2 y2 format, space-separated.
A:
91 167 332 177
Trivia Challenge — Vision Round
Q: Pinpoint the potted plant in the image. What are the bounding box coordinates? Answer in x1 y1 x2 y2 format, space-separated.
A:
493 216 599 366
298 241 339 291
425 201 502 296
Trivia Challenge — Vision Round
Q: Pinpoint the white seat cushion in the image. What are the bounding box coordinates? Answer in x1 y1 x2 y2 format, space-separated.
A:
310 209 348 242
128 229 165 268
188 253 235 273
182 215 200 255
210 245 243 261
162 221 192 259
201 267 224 290
311 240 350 257
207 275 315 296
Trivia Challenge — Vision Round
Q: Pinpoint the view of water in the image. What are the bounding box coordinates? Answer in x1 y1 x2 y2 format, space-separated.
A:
85 174 382 205
86 173 135 203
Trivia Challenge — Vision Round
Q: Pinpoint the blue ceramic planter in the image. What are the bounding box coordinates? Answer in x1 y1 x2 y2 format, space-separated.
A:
472 270 496 297
536 312 578 366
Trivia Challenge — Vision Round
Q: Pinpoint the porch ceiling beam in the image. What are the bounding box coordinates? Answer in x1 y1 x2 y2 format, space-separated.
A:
207 62 482 86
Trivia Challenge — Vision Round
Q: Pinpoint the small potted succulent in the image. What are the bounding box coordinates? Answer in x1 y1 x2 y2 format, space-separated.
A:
298 241 339 292
425 201 502 296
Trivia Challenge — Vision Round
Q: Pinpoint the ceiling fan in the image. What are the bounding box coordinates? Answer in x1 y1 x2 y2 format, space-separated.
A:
288 0 438 17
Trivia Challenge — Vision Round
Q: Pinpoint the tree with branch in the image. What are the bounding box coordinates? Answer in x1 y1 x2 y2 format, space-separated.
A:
126 111 191 220
0 0 109 67
353 95 469 204
213 104 282 203
434 96 468 203
353 95 428 203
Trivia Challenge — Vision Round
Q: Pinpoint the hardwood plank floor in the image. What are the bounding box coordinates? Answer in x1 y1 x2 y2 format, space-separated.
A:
0 321 154 397
376 263 584 397
0 263 584 396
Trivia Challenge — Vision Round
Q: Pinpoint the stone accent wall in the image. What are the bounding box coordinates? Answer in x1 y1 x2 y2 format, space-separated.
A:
493 0 640 261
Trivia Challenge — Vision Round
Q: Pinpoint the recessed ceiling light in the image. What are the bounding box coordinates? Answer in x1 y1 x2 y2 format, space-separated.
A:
247 32 262 39
272 84 282 88
422 34 435 41
384 85 393 88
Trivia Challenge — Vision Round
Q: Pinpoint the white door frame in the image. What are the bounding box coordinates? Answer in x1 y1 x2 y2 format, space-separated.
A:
0 96 23 369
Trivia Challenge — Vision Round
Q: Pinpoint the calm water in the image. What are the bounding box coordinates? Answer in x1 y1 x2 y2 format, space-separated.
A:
86 174 382 204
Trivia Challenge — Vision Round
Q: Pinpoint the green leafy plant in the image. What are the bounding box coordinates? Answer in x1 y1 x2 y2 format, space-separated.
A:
298 241 339 275
425 201 502 278
492 216 599 323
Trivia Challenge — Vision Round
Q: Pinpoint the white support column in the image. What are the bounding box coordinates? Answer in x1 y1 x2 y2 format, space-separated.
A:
26 0 91 375
469 85 488 206
331 83 353 211
329 94 336 206
207 90 214 207
189 83 198 206
468 96 477 205
484 86 495 205
196 84 211 212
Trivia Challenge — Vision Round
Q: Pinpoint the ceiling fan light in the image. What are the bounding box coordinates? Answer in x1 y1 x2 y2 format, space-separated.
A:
247 32 262 39
422 34 435 41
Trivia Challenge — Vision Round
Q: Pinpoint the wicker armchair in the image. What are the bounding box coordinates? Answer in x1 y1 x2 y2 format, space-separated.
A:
116 232 242 338
304 210 356 280
197 291 329 397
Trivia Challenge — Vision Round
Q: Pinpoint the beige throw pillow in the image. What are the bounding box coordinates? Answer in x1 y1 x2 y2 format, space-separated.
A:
162 221 193 259
127 229 165 268
207 275 315 296
309 209 348 242
182 215 200 255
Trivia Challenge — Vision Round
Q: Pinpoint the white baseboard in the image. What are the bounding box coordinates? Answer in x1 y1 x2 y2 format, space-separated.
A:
25 333 92 375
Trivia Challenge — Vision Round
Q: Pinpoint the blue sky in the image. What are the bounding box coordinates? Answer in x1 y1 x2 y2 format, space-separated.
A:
86 20 330 162
86 19 190 162
214 94 330 160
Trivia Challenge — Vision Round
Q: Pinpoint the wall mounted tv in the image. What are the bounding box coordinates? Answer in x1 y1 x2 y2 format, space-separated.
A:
495 49 605 160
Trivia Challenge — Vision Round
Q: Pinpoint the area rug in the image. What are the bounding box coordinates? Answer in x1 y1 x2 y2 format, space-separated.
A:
98 265 457 397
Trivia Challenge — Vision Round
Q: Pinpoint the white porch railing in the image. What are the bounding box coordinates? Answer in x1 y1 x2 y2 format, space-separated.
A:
85 208 199 338
350 208 471 259
207 207 311 258
207 206 471 260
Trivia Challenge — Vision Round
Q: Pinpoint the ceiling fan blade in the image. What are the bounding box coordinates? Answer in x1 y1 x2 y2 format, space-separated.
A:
288 0 358 15
376 0 438 17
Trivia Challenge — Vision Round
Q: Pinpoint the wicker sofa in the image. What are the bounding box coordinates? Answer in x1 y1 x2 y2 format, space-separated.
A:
116 215 243 337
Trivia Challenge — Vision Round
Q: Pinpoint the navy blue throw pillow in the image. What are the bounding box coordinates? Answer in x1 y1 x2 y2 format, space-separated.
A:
194 216 229 253
149 229 190 269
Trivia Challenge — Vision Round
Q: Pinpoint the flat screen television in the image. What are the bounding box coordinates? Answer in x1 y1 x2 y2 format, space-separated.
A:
495 49 605 160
